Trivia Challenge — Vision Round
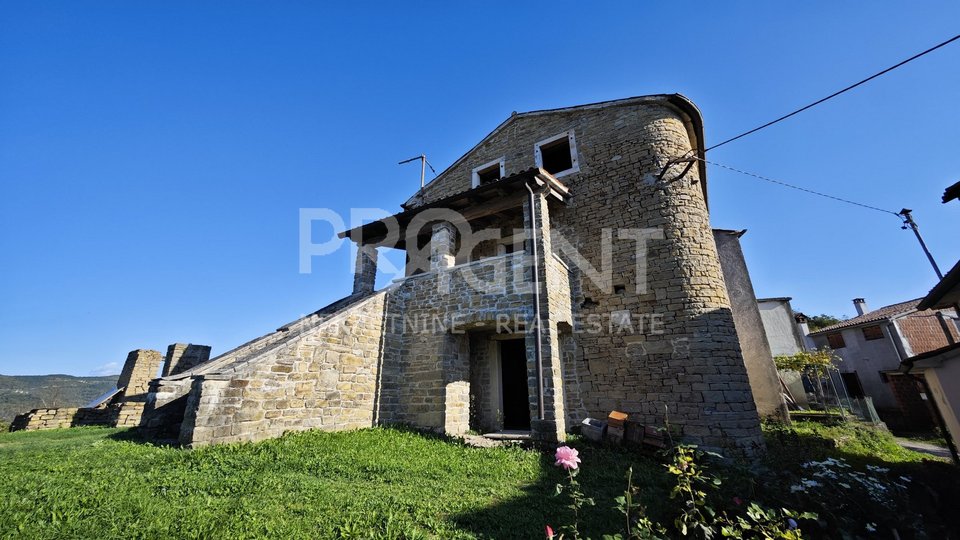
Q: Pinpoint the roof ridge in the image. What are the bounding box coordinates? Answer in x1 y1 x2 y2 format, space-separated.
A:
809 298 923 335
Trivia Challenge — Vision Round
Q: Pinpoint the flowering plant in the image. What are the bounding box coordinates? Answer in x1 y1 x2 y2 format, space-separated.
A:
549 444 813 539
553 446 593 539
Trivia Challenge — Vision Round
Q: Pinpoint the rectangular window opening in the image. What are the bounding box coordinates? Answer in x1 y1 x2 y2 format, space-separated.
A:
535 131 579 177
862 325 884 341
472 158 505 188
827 332 846 349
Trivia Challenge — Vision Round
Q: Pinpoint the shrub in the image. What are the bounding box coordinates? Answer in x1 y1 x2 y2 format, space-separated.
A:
548 444 814 539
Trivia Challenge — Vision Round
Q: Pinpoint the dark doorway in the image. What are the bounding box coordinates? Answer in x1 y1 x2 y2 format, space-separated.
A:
499 339 531 431
841 372 865 398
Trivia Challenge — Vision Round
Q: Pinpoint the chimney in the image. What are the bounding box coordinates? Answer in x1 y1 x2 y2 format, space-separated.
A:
853 298 868 316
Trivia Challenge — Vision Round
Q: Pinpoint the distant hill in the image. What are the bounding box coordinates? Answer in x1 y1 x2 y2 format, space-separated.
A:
0 374 118 423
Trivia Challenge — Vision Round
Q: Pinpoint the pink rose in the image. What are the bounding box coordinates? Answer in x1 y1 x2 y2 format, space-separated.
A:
555 446 581 470
545 524 555 538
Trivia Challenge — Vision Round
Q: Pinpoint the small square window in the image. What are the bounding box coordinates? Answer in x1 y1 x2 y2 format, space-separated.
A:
471 158 505 188
827 333 846 349
862 325 884 341
535 131 580 177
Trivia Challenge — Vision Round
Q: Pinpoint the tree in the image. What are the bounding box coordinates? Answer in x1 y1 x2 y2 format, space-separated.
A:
807 314 843 332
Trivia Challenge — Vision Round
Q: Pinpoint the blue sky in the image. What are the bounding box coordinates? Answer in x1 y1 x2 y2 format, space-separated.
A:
1 2 958 376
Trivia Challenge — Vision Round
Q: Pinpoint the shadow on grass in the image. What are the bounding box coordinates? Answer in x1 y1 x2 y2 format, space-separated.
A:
451 441 672 539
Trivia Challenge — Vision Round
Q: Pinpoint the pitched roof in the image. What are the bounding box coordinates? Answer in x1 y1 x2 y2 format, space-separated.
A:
402 94 707 209
918 259 960 310
809 298 921 335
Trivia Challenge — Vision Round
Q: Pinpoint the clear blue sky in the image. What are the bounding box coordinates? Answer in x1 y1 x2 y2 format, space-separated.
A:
2 2 958 376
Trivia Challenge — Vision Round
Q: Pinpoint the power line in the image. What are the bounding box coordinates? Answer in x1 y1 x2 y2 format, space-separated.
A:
688 156 901 217
705 33 960 152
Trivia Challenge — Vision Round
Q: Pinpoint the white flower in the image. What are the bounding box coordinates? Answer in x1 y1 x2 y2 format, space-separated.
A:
866 523 877 532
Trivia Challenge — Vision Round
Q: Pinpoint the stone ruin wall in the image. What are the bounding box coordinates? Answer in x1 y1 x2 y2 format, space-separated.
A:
10 406 119 431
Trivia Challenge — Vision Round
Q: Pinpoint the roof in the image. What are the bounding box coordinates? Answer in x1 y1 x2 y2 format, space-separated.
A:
85 386 124 408
757 297 793 303
943 180 960 204
900 342 960 372
402 94 707 209
809 298 921 335
918 258 960 310
339 168 569 247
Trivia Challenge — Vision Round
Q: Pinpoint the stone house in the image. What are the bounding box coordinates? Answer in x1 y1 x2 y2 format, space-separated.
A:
133 95 785 454
808 297 959 429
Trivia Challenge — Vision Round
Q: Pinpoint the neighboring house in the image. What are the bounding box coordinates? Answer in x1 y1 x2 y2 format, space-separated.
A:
808 297 959 429
757 298 808 356
757 297 809 406
24 95 785 455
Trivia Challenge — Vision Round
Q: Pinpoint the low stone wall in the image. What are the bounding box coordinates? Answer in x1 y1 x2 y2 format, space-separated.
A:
179 292 390 446
10 405 118 431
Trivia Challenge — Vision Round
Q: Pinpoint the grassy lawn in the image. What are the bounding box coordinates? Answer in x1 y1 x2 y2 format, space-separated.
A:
0 422 956 539
0 426 668 539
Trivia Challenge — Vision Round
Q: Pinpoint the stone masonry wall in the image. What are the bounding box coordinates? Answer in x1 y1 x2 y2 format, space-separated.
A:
115 349 164 427
179 292 389 446
10 406 119 431
162 343 212 377
379 252 540 436
399 99 764 453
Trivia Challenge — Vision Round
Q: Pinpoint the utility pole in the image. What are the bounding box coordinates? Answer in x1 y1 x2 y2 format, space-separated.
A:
899 208 943 280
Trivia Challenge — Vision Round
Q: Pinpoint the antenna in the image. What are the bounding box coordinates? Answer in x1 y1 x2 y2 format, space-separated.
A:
398 154 437 190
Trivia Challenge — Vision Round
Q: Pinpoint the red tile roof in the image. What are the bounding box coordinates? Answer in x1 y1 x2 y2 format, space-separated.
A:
809 298 921 335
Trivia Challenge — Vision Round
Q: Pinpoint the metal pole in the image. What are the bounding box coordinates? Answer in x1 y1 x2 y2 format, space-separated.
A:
899 208 943 279
524 182 545 421
420 154 426 189
826 370 847 421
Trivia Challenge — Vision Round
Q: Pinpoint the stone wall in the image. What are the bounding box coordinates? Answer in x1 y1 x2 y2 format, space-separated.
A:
10 405 118 431
379 252 542 436
179 292 390 446
115 349 164 427
162 344 212 377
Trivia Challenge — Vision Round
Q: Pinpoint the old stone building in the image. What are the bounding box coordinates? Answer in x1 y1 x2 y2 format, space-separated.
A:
127 94 783 455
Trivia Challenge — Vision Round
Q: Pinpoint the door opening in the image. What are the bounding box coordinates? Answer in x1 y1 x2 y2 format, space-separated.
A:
499 339 531 431
840 372 865 399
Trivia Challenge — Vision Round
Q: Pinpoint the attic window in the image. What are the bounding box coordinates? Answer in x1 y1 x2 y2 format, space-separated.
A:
471 158 505 188
535 131 579 177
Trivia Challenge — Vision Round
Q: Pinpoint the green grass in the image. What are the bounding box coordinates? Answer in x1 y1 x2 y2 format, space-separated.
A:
0 422 954 539
0 426 666 539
